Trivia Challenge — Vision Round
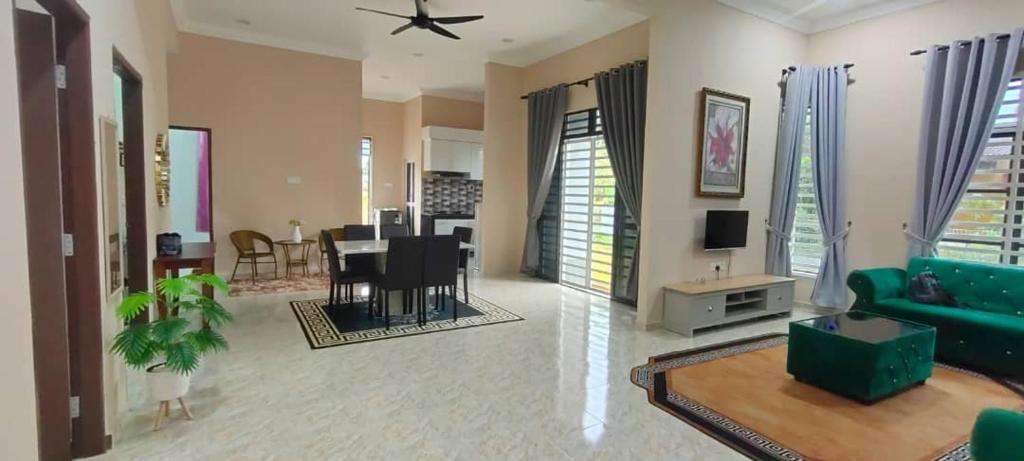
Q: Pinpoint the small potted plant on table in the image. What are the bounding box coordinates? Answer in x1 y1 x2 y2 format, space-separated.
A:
111 273 233 431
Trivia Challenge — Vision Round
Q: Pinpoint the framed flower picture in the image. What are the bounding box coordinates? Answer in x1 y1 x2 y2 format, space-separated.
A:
696 88 750 198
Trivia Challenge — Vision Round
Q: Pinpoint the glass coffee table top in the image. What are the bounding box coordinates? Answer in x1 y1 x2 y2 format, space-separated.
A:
792 311 934 344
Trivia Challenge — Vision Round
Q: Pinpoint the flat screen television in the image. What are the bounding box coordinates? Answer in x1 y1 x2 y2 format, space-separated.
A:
704 210 749 250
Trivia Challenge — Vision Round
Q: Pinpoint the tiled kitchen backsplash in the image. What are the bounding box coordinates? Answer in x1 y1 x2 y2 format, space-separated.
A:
423 176 483 214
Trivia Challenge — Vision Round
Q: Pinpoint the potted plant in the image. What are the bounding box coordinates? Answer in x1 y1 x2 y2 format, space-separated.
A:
111 273 233 429
289 218 304 243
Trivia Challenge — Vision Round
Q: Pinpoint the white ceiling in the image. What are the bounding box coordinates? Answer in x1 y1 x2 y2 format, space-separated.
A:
170 0 648 102
715 0 943 33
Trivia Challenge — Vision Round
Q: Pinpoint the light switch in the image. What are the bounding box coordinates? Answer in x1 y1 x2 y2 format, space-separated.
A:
287 176 302 184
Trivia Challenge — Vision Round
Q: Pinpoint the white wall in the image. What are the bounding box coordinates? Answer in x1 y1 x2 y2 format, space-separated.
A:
636 0 807 328
0 3 41 460
168 129 210 243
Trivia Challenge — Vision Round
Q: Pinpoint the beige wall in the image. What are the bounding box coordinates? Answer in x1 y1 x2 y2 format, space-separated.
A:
482 63 528 275
0 4 39 459
798 0 1024 302
168 33 363 274
362 99 405 211
524 21 649 112
636 0 807 327
421 94 485 130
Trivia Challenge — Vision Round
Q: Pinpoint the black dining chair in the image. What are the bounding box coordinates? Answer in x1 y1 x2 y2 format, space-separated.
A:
423 235 461 322
380 224 409 239
452 226 473 305
342 224 376 276
371 236 424 329
321 230 375 314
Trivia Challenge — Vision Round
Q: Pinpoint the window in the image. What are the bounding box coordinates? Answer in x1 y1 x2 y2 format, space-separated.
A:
791 111 824 274
361 137 372 224
940 79 1024 265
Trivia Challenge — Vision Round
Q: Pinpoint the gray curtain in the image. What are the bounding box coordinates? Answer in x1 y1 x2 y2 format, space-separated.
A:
595 60 647 300
766 68 815 276
809 67 850 308
907 29 1024 257
521 85 569 274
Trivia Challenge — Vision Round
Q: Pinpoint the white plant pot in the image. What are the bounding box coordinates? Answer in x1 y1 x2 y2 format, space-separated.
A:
146 363 191 402
292 226 303 243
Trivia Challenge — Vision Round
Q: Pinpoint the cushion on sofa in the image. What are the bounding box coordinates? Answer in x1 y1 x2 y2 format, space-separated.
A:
907 257 1024 317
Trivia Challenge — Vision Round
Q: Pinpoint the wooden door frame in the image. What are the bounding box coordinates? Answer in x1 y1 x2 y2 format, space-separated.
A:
169 125 215 239
113 49 149 329
14 8 72 461
17 0 108 458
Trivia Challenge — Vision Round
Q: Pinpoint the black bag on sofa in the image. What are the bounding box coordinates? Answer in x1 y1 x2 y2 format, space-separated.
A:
908 271 958 307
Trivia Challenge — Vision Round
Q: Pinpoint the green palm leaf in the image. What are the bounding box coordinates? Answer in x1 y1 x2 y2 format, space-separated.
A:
115 292 158 321
149 318 189 344
184 329 228 354
163 341 200 375
196 298 233 327
111 324 156 369
188 273 230 294
157 277 200 301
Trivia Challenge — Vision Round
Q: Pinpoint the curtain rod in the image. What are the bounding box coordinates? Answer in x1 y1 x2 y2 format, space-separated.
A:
782 63 855 74
910 33 1013 55
519 76 593 100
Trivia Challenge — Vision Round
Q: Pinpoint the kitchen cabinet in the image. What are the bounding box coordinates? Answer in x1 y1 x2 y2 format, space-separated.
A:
423 126 483 179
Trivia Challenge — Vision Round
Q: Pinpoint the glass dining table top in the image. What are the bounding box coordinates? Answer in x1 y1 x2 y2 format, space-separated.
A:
335 239 474 255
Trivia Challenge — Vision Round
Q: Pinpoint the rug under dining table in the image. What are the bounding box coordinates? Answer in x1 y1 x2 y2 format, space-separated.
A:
290 289 523 349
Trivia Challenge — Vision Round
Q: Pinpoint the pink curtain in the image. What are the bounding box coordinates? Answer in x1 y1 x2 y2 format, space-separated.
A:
196 131 211 233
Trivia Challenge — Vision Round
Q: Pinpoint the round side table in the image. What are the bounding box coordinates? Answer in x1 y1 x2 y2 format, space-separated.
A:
275 239 316 279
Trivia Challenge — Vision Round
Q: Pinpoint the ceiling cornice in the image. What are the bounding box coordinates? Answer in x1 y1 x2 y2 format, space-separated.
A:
715 0 942 35
806 0 942 34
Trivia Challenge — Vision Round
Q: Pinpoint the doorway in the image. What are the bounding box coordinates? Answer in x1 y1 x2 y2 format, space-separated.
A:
168 126 214 243
15 0 107 458
113 50 148 301
558 109 617 296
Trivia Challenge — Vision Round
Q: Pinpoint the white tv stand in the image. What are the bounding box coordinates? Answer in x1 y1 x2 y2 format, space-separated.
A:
662 275 795 337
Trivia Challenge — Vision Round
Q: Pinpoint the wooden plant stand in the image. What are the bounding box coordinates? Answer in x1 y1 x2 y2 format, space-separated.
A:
153 398 194 431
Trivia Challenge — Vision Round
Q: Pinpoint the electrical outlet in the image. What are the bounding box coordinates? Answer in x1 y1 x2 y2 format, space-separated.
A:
709 260 728 274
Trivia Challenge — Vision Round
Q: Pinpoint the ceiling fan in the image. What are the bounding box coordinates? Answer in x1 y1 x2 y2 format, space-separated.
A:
355 0 483 40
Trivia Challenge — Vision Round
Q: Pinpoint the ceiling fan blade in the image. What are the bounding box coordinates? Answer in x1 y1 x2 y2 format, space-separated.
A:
414 0 429 17
391 23 415 35
433 15 484 25
355 7 410 20
427 23 460 40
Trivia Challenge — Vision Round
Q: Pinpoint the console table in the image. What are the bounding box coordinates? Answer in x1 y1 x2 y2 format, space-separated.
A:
663 274 795 336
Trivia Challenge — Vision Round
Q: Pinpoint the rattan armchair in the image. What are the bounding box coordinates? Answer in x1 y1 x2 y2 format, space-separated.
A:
318 228 345 273
229 230 278 283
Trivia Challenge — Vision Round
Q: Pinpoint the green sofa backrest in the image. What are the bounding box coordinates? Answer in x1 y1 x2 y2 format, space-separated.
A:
907 257 1024 317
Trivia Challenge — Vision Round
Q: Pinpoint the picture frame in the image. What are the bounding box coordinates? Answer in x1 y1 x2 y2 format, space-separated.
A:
696 88 750 198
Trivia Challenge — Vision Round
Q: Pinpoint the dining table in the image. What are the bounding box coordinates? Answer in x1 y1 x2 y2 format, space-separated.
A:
332 239 475 312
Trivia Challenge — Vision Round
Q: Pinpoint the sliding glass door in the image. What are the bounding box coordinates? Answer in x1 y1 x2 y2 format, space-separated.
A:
559 111 616 295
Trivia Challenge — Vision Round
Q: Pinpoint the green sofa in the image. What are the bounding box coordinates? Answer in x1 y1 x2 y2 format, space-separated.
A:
847 257 1024 379
971 408 1024 461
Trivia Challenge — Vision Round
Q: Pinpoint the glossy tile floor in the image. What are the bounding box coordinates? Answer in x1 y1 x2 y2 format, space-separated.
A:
97 275 823 460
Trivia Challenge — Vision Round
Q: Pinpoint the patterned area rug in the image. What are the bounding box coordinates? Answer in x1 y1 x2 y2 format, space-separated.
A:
631 334 1024 461
290 290 524 349
229 274 328 297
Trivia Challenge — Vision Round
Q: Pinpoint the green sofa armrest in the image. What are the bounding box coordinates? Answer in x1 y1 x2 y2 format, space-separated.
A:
971 408 1024 461
847 268 906 308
